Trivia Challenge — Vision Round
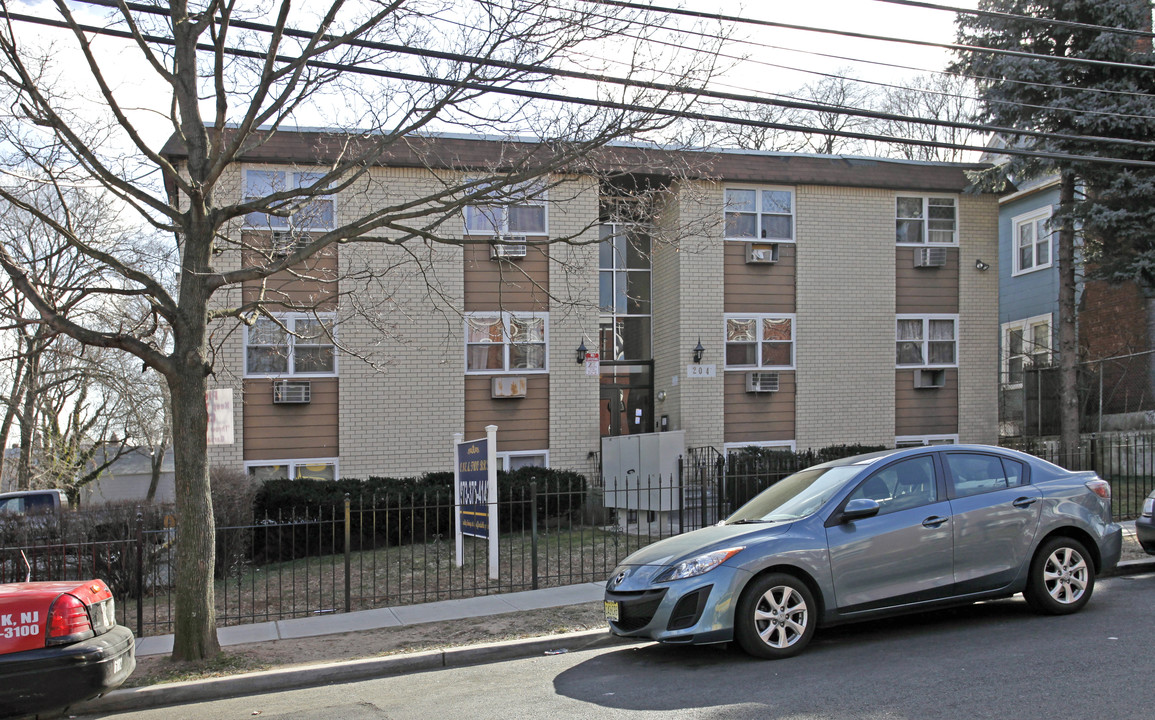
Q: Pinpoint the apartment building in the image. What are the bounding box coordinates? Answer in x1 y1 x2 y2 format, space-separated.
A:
164 132 1001 480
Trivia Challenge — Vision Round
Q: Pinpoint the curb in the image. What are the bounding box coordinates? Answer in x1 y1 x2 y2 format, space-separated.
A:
74 629 643 715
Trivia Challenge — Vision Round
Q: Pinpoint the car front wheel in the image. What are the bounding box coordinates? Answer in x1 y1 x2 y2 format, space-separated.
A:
1024 536 1095 615
734 573 816 659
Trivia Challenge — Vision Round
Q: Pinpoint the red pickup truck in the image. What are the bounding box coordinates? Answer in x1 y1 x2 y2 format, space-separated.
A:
0 579 135 717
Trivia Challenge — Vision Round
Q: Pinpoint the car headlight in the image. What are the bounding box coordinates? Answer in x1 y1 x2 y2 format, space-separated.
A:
1143 497 1153 518
657 547 744 582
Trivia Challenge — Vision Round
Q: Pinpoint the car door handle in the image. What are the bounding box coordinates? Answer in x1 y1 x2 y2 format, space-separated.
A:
1012 497 1038 509
922 516 949 528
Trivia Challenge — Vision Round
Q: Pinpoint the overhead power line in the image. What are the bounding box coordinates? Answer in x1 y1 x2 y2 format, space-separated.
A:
871 0 1155 39
585 0 1155 72
44 2 1155 150
6 8 1155 168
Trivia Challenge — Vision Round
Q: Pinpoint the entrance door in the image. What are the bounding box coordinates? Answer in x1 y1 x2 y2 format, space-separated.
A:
600 363 653 437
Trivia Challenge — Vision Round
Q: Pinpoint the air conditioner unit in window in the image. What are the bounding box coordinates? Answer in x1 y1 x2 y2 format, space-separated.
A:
490 235 528 259
914 247 948 268
914 369 946 389
745 371 780 393
272 380 312 403
491 376 527 398
745 242 779 264
271 231 310 257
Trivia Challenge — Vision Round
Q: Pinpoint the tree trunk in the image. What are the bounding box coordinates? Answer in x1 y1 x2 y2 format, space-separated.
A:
168 356 220 660
16 351 39 490
1057 171 1080 465
146 447 163 502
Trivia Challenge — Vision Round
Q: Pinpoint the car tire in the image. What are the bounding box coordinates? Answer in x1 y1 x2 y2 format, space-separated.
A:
734 573 816 659
1024 536 1095 615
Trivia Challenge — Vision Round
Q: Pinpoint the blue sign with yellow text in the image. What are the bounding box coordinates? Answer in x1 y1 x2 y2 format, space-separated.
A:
457 438 489 539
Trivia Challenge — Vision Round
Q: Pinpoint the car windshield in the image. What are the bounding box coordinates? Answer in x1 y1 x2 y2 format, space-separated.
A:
726 465 864 524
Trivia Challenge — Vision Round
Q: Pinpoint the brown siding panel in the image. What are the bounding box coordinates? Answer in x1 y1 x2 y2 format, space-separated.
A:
464 242 550 312
464 375 549 451
243 378 339 460
724 242 796 314
724 371 796 443
240 233 338 311
895 247 959 314
894 370 958 436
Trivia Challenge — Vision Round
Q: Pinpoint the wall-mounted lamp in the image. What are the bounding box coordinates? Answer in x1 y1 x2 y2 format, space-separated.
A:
692 338 705 364
975 259 990 271
657 391 667 402
575 340 588 365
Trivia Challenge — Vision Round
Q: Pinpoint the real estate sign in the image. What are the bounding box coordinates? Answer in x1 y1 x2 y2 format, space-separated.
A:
453 426 499 579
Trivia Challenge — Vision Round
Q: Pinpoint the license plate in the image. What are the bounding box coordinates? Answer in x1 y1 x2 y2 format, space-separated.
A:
604 600 619 622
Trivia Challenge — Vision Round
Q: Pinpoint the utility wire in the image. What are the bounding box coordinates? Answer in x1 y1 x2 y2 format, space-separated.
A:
40 3 1155 150
7 9 1155 167
871 0 1155 39
586 0 1155 72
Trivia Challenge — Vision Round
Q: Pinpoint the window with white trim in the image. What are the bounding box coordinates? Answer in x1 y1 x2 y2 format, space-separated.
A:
1012 208 1053 275
1002 315 1051 388
465 312 548 373
599 223 652 361
896 315 958 367
723 441 797 454
724 187 794 241
246 458 338 481
497 451 549 471
725 314 795 369
243 168 335 231
895 435 958 447
896 196 957 245
245 313 337 377
463 181 548 237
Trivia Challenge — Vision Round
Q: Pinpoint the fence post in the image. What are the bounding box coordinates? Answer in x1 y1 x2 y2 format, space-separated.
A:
134 509 143 638
343 493 351 614
530 481 539 590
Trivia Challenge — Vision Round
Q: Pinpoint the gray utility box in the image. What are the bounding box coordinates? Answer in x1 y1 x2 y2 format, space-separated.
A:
601 431 684 530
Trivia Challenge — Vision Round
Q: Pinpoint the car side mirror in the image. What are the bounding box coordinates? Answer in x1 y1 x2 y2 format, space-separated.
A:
840 498 881 523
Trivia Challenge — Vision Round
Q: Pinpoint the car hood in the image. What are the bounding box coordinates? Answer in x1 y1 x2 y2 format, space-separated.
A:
616 522 793 568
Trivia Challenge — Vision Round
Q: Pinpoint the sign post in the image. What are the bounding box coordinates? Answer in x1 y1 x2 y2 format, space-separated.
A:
453 425 499 579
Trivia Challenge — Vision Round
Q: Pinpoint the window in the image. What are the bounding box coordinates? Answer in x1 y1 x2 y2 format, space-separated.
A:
896 315 957 368
846 456 938 515
465 312 547 373
1012 208 1053 275
895 435 958 447
246 459 338 482
725 314 794 369
724 187 794 241
723 441 797 454
944 453 1026 498
1002 315 1051 388
896 196 956 245
599 224 652 361
245 313 337 377
497 451 548 471
244 168 335 231
463 181 547 236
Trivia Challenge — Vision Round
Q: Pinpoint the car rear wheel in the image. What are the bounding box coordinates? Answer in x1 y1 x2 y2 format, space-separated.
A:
1024 536 1095 615
734 573 816 659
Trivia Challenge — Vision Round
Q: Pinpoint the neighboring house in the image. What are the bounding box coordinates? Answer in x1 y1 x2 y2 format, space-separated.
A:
997 170 1155 437
82 447 176 506
162 132 1002 480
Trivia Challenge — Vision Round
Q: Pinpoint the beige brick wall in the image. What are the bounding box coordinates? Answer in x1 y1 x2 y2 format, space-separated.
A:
957 194 1000 444
795 186 896 450
206 166 246 473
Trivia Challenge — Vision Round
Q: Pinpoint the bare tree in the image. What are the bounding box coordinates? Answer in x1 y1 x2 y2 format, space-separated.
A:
869 74 982 163
0 0 720 660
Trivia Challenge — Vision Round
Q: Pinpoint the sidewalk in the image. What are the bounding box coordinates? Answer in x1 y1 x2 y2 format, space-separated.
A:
78 525 1155 717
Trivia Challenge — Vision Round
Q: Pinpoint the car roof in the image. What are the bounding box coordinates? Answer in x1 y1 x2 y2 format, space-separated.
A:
815 444 1034 472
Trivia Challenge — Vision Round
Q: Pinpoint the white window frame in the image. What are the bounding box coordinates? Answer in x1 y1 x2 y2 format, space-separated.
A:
244 312 338 378
1011 207 1053 276
244 458 339 481
463 181 549 237
723 440 797 454
895 435 958 447
243 167 336 232
723 185 795 242
1001 314 1052 389
724 313 796 370
464 311 549 375
896 195 958 246
896 314 959 369
496 450 550 471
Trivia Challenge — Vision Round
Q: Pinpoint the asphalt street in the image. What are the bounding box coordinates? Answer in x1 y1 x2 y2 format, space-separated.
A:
78 570 1155 720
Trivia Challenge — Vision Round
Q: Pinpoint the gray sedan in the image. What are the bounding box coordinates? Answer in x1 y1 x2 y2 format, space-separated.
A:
604 445 1122 659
